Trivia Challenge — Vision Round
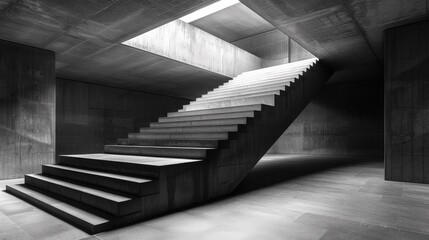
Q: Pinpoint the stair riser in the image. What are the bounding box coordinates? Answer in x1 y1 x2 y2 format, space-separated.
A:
25 175 140 217
169 105 262 117
183 95 276 111
201 85 287 99
150 118 248 128
6 185 109 234
117 139 221 148
140 126 238 133
58 156 160 178
159 112 254 123
198 89 285 102
104 146 207 159
42 165 157 196
128 132 229 140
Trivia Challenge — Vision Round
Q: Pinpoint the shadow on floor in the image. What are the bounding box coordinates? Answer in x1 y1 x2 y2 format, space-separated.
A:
233 154 383 195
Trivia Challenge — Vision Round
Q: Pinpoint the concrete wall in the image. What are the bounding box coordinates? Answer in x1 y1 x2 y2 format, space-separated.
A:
385 20 429 183
232 29 315 67
56 78 188 156
0 40 55 180
268 78 384 157
123 20 262 78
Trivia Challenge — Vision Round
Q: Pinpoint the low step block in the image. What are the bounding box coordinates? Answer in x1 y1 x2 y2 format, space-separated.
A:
58 154 203 179
6 184 111 234
25 174 141 216
42 164 158 196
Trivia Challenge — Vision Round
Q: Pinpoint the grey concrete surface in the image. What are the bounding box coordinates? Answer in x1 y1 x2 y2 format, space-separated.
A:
2 155 429 240
385 19 429 183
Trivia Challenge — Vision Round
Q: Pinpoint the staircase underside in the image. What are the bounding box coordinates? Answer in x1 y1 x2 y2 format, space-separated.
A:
6 58 332 233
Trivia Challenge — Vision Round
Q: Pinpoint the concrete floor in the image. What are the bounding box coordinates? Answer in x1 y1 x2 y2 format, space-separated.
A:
1 154 429 240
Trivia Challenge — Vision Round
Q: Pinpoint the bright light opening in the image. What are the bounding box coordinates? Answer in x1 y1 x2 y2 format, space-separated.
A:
180 0 240 23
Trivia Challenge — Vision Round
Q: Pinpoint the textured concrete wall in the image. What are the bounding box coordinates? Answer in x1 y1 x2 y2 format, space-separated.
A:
268 79 384 157
385 20 429 183
232 29 315 67
0 40 55 179
123 20 262 77
56 78 188 156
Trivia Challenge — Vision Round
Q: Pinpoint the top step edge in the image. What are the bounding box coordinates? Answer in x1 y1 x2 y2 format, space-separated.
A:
59 154 203 166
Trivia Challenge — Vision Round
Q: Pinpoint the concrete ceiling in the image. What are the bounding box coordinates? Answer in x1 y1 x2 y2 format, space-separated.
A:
1 0 427 97
0 0 224 99
240 0 428 71
190 3 275 42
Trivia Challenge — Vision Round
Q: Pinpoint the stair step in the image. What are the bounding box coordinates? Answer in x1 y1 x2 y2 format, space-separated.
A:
210 78 293 92
233 70 305 81
105 145 212 159
243 60 314 73
159 111 255 123
117 139 222 148
183 94 276 111
241 59 316 75
203 84 288 99
190 91 281 105
25 174 141 217
150 117 249 128
200 88 286 101
218 76 296 89
140 125 239 133
42 164 158 196
58 154 202 179
172 104 262 116
128 132 229 140
6 184 111 234
237 67 307 78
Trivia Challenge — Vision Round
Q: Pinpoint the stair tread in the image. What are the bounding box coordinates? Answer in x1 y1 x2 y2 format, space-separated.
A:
43 164 153 184
61 153 202 166
7 184 110 226
27 174 133 203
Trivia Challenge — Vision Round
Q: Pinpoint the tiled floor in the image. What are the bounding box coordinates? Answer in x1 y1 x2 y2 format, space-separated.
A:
1 154 429 240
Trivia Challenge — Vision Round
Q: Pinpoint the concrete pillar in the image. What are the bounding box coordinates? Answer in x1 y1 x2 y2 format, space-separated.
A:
0 40 56 179
385 19 429 183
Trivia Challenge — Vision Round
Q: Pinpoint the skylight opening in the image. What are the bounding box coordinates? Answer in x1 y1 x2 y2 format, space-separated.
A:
180 0 240 23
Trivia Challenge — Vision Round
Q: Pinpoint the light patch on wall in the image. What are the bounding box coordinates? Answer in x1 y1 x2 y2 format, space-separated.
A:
179 0 240 23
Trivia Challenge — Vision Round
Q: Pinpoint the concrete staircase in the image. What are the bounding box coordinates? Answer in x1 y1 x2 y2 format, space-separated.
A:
6 58 332 233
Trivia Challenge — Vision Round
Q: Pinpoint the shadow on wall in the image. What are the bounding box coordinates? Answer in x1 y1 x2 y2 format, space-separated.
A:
233 154 383 195
268 79 384 157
